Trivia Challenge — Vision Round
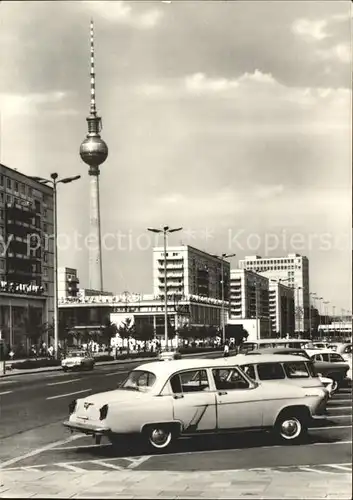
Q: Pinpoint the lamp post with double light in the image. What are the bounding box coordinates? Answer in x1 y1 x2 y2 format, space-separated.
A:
147 226 182 350
213 253 235 344
31 173 81 359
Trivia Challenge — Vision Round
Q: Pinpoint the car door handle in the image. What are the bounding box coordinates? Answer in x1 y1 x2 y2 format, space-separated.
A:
218 391 228 396
173 394 184 399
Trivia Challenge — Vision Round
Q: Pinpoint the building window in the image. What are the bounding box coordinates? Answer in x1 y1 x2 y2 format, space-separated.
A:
43 208 47 217
0 209 3 220
14 181 19 191
0 175 3 186
43 223 47 232
0 192 3 203
7 178 11 189
0 226 4 237
20 183 25 194
43 267 48 277
44 252 48 263
6 195 12 204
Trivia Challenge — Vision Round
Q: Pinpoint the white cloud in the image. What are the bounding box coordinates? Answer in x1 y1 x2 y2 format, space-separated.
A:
317 43 351 64
292 18 330 41
185 72 239 93
0 91 67 117
83 1 162 28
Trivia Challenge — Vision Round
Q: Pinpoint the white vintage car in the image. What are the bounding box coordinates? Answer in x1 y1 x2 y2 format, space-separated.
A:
61 350 95 372
63 358 327 450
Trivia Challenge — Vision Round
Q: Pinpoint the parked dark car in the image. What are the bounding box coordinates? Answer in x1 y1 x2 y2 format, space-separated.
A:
246 347 349 392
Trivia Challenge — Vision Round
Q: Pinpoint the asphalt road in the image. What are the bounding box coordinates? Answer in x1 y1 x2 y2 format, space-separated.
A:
0 359 351 475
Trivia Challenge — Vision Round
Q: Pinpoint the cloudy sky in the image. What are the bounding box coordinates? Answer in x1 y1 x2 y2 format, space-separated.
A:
0 1 351 310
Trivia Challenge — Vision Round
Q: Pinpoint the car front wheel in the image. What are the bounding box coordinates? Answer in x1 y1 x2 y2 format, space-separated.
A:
275 413 307 444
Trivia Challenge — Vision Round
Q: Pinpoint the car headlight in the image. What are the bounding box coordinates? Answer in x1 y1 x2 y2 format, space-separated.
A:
99 404 108 420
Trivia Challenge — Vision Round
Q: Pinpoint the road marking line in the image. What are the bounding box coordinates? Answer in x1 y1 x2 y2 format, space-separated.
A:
46 389 91 400
58 463 86 472
57 443 112 451
300 466 331 474
104 371 129 377
21 466 42 472
0 391 12 396
47 378 81 386
0 434 84 469
94 460 123 470
327 464 352 471
0 380 15 385
127 455 152 469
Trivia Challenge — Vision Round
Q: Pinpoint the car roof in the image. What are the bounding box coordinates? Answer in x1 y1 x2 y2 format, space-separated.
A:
137 357 239 377
229 354 309 364
246 347 306 354
308 349 343 355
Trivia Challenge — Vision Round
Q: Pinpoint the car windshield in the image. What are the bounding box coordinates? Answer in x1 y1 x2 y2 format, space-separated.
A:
68 352 84 358
119 370 156 392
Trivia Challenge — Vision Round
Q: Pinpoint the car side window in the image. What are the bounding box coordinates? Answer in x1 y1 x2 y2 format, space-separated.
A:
242 364 256 380
257 363 285 380
212 368 250 390
330 354 344 362
312 354 322 361
321 354 330 362
283 361 310 378
170 370 210 394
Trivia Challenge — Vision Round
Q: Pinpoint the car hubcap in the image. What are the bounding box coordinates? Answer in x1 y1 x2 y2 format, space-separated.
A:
331 380 338 392
280 418 301 439
150 428 171 448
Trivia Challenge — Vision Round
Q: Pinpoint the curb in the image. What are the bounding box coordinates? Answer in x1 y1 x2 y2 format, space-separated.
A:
0 350 226 378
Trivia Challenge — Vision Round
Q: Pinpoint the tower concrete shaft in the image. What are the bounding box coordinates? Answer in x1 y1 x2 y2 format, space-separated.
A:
79 19 108 292
89 172 103 291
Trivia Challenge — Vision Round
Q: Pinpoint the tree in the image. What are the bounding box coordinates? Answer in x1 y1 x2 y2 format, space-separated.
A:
101 320 118 347
117 317 135 352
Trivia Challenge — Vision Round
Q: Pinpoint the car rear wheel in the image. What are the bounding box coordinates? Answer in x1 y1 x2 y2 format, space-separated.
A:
145 425 175 451
330 379 339 393
275 413 307 444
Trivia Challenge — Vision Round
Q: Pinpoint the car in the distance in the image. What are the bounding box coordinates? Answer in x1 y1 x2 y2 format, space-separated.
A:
159 350 182 361
247 347 349 393
61 350 95 372
63 358 328 450
230 353 329 400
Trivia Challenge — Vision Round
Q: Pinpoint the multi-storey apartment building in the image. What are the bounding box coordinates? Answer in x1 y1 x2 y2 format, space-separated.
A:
152 245 230 300
239 254 310 333
228 269 270 338
269 281 295 336
0 163 54 352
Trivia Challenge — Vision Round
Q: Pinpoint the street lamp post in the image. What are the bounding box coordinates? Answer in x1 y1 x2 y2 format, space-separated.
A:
212 253 235 344
147 226 182 351
295 286 303 336
309 292 316 339
31 173 81 359
316 297 323 339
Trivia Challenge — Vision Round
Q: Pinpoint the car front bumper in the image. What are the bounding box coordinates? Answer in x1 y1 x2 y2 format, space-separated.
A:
63 420 110 436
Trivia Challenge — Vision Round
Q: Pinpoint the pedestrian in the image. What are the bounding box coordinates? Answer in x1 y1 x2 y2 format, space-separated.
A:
223 342 229 357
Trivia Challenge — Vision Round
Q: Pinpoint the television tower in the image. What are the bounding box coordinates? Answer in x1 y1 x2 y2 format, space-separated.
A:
79 20 108 291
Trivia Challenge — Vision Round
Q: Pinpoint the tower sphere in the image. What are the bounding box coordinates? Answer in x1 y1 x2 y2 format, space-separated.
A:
80 136 108 166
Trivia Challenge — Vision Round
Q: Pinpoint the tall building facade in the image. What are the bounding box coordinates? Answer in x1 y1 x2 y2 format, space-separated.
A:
229 269 269 320
79 20 108 292
152 245 230 301
269 281 295 336
0 163 54 350
239 254 310 333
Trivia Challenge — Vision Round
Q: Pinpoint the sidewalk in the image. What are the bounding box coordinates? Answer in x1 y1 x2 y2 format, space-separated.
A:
0 469 350 498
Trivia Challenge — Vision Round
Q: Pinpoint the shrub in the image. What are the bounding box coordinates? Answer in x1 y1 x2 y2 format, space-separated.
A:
11 359 61 370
